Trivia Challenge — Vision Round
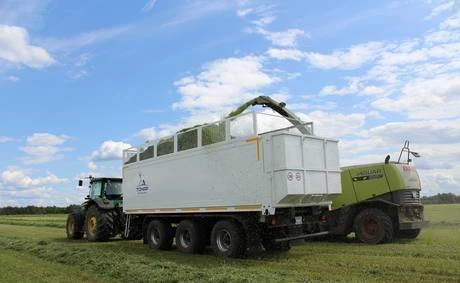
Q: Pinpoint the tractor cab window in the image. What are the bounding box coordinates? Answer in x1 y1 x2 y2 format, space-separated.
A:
104 181 122 196
89 181 102 199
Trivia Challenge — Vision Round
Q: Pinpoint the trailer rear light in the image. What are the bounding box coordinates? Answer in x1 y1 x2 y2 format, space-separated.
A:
270 217 278 226
320 215 328 222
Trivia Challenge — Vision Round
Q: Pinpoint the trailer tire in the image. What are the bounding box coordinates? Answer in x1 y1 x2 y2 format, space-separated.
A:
399 228 421 239
146 220 174 250
85 205 114 241
211 220 246 258
353 208 393 244
66 211 84 239
175 220 206 254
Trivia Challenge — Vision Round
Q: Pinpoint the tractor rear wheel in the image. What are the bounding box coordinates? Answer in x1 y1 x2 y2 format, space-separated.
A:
146 220 174 250
399 228 421 239
85 205 115 241
353 208 393 244
175 220 206 254
211 220 246 258
66 211 84 239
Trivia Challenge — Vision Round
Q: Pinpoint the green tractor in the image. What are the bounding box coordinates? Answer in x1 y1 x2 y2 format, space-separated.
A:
66 177 125 241
328 141 427 244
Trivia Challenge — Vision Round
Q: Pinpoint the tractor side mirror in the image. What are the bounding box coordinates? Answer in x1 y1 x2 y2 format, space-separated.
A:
78 180 83 187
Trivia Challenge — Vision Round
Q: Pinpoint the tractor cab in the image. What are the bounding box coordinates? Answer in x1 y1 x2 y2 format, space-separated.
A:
78 177 123 203
86 177 123 201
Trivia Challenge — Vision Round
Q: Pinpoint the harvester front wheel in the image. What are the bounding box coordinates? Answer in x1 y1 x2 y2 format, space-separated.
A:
399 228 421 239
354 208 393 244
66 211 84 239
146 220 174 250
85 205 114 241
211 220 246 258
175 220 206 254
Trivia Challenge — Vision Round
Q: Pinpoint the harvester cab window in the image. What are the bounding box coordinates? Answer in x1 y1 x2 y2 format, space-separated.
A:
90 181 102 199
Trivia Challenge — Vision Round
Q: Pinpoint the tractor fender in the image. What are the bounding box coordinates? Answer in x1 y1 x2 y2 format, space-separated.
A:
88 199 118 210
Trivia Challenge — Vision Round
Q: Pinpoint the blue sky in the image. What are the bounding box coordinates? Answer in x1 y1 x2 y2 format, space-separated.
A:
1 0 459 206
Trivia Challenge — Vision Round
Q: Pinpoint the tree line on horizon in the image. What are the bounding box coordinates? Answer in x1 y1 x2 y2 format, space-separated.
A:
0 193 459 214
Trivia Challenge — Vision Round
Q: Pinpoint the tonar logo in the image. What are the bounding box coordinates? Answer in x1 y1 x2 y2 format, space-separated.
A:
136 173 149 194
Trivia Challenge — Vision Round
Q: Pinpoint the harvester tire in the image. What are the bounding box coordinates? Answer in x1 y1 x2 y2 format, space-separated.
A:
176 220 206 254
399 228 421 239
66 211 84 239
146 220 174 250
85 205 114 241
211 220 246 258
354 208 393 244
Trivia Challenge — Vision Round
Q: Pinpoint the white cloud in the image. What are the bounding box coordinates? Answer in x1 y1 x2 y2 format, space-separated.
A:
237 8 253 17
40 25 133 53
142 0 157 12
137 128 158 142
19 133 72 164
373 75 460 119
5 75 19 82
267 48 304 61
255 27 305 47
90 140 132 161
1 167 68 188
297 111 366 138
0 0 49 27
304 41 386 70
252 16 276 27
0 25 55 68
0 136 14 143
173 56 276 115
440 12 460 29
320 78 360 96
87 161 98 172
425 0 455 20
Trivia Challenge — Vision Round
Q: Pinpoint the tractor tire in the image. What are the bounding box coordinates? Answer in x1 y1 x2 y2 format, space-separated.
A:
211 220 246 258
66 211 84 239
175 220 206 254
146 219 174 250
399 228 421 239
85 205 115 241
353 208 394 244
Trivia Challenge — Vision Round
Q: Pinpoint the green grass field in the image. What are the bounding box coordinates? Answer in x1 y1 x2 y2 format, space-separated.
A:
0 204 459 282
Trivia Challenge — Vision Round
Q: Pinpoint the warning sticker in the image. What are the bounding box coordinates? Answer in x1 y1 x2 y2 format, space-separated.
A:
287 172 293 181
295 172 302 181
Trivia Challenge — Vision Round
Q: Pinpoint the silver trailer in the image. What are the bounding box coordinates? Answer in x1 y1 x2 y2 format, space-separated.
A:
122 111 341 257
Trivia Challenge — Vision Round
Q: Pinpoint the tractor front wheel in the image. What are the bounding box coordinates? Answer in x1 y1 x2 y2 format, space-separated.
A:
85 205 115 241
66 211 84 239
353 208 393 244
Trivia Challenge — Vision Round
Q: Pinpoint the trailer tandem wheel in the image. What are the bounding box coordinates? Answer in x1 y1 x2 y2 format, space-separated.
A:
175 220 206 254
146 219 174 250
211 220 246 258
